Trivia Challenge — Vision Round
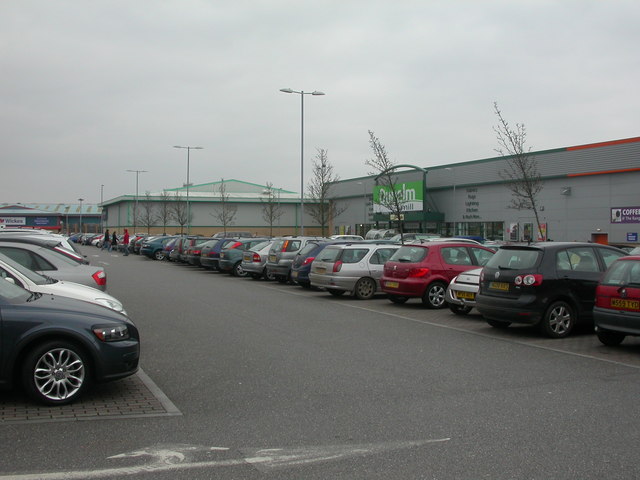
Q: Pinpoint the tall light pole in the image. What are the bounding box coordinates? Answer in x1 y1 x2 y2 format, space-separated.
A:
279 88 325 235
78 198 84 234
100 184 104 232
126 169 148 233
173 145 203 235
357 181 367 236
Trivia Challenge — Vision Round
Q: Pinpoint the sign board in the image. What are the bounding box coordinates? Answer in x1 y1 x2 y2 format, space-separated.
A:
611 207 640 224
373 181 423 213
0 217 26 226
627 232 638 242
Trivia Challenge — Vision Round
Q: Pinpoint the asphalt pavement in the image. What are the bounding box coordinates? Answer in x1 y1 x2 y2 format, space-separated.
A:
1 245 639 479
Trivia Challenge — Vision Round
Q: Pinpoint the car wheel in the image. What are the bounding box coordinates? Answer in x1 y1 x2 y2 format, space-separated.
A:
154 250 165 261
448 303 472 315
232 262 247 277
263 268 275 281
354 277 376 300
540 300 575 338
327 289 346 297
486 319 511 329
422 282 447 309
276 275 288 283
388 294 409 304
22 340 90 406
597 329 625 346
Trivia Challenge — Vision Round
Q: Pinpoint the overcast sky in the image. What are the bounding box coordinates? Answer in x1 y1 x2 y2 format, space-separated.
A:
2 0 639 205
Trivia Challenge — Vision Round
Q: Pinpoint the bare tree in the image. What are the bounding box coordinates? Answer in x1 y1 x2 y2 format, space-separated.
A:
305 148 346 237
210 179 237 235
157 190 173 234
170 192 189 235
493 102 544 241
261 182 284 237
138 192 158 234
365 130 407 241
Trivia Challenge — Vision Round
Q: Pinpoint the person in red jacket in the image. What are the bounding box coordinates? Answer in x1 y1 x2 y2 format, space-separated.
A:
123 229 130 256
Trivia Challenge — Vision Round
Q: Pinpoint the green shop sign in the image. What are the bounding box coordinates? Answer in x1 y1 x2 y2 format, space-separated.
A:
373 181 424 213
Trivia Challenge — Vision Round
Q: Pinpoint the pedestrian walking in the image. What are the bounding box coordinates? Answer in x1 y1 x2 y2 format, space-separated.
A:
102 229 110 251
123 229 130 256
111 231 118 252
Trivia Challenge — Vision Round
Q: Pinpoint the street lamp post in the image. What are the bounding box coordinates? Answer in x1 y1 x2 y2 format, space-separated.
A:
126 169 148 233
78 198 84 234
279 88 325 236
173 146 203 235
100 184 104 232
357 181 367 236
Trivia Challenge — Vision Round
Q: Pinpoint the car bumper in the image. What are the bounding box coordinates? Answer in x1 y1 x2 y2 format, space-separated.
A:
310 273 357 291
380 278 426 297
594 306 640 336
267 263 292 276
94 339 140 383
475 293 544 325
200 257 219 268
446 284 478 307
291 268 311 285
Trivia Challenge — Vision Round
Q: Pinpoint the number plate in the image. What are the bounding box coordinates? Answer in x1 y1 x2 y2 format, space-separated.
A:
291 271 298 279
314 267 326 274
455 291 476 300
489 282 510 291
385 281 399 288
611 298 640 310
269 254 277 263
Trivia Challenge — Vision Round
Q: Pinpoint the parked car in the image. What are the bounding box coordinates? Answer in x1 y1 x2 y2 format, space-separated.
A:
0 236 87 264
212 231 253 239
0 252 125 314
131 235 148 254
310 243 401 299
219 238 270 276
0 241 107 291
0 276 139 405
329 235 364 241
140 235 173 260
381 241 496 308
162 236 182 261
241 240 275 280
267 236 325 283
445 267 482 315
185 237 209 266
200 238 238 270
476 242 627 338
388 233 441 243
291 241 337 288
593 255 640 345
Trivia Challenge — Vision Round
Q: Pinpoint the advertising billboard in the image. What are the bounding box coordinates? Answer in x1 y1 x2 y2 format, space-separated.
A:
373 181 423 213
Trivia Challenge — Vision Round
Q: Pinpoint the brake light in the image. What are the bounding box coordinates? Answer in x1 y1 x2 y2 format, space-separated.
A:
333 260 343 272
282 240 289 252
92 270 107 287
230 242 242 249
193 249 201 255
303 256 315 266
409 267 430 278
514 274 543 286
252 253 261 262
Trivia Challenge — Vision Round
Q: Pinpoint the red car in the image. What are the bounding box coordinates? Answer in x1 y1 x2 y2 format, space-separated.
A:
381 241 495 308
594 255 640 346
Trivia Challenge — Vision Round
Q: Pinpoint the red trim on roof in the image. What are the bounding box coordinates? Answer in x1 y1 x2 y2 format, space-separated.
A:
567 167 640 177
566 136 640 151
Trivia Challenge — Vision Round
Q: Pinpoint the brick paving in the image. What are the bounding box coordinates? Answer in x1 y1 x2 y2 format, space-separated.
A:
0 369 180 424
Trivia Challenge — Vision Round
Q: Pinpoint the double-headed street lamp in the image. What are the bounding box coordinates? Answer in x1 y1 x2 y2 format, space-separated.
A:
279 88 325 235
126 169 148 233
173 145 203 235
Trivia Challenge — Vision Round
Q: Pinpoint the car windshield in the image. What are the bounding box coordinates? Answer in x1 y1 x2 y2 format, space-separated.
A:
389 246 428 263
486 249 541 270
316 247 342 262
0 276 32 302
601 260 640 286
0 252 52 285
298 243 320 257
251 241 271 251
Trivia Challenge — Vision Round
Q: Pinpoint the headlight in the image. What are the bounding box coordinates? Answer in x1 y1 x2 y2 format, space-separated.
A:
95 297 126 315
93 324 130 342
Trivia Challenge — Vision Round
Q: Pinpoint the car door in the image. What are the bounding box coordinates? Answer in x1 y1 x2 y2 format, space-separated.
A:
439 246 475 283
557 246 602 317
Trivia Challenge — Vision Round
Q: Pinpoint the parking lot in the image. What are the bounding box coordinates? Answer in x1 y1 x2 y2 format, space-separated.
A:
2 245 640 479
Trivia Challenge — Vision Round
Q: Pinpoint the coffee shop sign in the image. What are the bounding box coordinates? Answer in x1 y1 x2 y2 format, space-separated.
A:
611 207 640 224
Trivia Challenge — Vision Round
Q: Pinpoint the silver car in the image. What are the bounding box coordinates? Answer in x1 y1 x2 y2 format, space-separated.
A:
0 241 107 291
310 243 400 299
445 267 482 315
241 240 275 280
0 252 125 314
266 236 325 283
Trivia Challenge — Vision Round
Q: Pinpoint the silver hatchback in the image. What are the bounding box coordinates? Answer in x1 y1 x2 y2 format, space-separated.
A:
310 243 400 299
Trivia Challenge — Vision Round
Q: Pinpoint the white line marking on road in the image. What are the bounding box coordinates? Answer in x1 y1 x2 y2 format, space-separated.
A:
0 439 449 479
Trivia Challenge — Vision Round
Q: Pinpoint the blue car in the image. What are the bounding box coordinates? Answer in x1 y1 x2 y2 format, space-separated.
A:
291 241 337 288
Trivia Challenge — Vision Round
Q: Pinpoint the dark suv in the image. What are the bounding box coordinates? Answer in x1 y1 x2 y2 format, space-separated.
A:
476 242 626 338
381 241 495 308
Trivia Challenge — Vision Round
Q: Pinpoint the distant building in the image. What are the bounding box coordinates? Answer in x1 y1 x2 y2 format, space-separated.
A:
0 203 102 233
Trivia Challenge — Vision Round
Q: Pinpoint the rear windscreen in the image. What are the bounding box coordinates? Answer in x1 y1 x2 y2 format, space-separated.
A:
317 247 342 262
389 246 428 263
485 249 541 269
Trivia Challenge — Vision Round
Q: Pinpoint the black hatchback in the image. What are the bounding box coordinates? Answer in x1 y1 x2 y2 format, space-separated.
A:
476 242 626 338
